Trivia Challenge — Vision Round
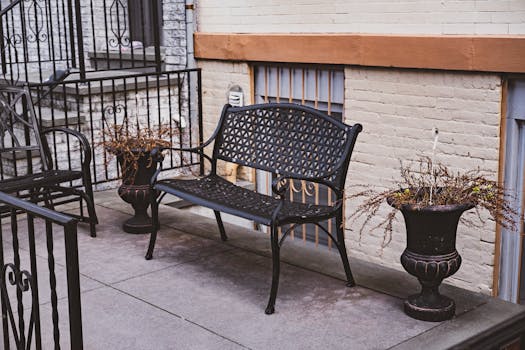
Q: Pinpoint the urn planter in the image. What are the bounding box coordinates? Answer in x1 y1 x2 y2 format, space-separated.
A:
116 150 159 234
388 198 474 322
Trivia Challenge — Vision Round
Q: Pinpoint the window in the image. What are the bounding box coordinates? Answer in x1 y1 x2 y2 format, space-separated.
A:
127 0 162 47
253 64 345 247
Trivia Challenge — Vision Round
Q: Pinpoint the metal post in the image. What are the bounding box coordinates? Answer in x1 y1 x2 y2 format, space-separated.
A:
0 14 6 76
66 0 77 68
196 69 204 175
64 222 83 350
151 0 161 73
73 0 86 80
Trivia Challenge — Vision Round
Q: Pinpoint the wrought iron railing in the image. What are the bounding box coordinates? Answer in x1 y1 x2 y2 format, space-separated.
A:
0 191 83 349
25 68 203 188
0 0 163 83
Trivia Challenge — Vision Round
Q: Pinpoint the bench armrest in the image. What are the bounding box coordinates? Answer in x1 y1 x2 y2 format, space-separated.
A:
42 127 92 172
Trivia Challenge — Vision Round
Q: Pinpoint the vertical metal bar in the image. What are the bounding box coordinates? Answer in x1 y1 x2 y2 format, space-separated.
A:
88 0 97 70
87 82 98 184
314 68 320 245
264 66 269 103
100 79 110 180
288 68 293 103
276 67 280 103
45 220 60 348
138 0 147 68
63 222 83 350
167 73 174 167
301 68 306 240
183 73 192 164
58 0 67 63
33 0 44 83
327 70 333 249
19 1 30 83
45 0 56 74
0 212 8 350
0 13 6 75
11 209 26 349
197 69 204 175
27 214 42 349
177 72 184 166
151 0 162 72
301 181 306 241
102 0 110 71
22 92 32 176
115 0 123 68
73 0 86 79
66 0 77 67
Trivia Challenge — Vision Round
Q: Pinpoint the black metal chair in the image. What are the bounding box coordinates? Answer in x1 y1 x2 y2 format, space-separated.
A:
0 85 98 236
146 103 362 314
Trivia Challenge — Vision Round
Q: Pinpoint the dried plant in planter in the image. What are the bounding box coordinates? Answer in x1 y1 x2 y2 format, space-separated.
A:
99 119 173 183
349 157 517 247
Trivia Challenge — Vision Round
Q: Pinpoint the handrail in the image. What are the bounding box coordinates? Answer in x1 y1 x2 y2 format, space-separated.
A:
0 0 23 18
0 191 77 225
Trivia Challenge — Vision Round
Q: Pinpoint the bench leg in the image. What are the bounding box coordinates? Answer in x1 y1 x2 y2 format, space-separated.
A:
84 177 98 238
336 211 356 287
145 192 160 260
265 224 280 315
214 211 228 241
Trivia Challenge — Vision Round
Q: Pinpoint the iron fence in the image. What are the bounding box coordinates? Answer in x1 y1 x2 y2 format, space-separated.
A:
0 191 82 349
25 68 203 189
0 0 163 84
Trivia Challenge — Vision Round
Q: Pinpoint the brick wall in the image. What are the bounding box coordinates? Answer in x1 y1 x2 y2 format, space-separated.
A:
197 60 251 176
195 0 525 34
344 67 502 294
194 59 503 294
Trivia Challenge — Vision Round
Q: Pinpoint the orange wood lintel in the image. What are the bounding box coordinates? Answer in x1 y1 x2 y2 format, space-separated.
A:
194 33 525 74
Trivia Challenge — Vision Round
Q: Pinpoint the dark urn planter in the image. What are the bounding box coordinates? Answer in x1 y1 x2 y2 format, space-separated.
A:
116 150 158 234
388 198 474 322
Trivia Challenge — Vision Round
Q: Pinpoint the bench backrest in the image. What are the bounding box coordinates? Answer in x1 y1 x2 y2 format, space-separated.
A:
212 103 362 191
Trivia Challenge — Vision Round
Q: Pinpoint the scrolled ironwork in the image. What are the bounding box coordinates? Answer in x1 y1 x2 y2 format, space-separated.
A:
108 0 130 48
103 103 127 120
1 262 36 349
25 0 48 43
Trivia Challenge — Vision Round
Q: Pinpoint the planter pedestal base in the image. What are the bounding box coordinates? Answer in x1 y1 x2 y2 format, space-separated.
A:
118 184 153 234
404 291 455 322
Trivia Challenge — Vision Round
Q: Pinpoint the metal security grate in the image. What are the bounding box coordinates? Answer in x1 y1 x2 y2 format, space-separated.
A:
253 63 345 247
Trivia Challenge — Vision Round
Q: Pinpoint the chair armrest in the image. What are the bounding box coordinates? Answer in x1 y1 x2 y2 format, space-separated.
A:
42 127 92 169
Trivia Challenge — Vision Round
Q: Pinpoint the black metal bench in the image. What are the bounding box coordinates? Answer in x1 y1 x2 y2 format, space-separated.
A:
146 103 362 314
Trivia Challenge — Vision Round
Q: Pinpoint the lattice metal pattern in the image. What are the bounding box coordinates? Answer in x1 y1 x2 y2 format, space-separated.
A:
158 175 337 225
0 85 47 178
216 104 350 188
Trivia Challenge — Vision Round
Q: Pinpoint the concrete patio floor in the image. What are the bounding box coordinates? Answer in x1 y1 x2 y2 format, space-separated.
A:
3 190 525 349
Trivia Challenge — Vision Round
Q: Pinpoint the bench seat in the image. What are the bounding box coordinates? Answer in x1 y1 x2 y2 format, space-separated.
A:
157 174 338 226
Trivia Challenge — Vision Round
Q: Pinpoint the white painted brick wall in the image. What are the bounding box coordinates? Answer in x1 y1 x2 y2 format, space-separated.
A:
197 60 251 176
196 0 525 35
195 59 503 294
344 67 502 294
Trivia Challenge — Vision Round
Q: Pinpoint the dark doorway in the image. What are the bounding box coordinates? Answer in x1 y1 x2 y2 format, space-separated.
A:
128 0 163 47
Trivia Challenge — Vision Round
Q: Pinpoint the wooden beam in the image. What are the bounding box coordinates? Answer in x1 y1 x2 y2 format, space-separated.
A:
195 33 525 73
